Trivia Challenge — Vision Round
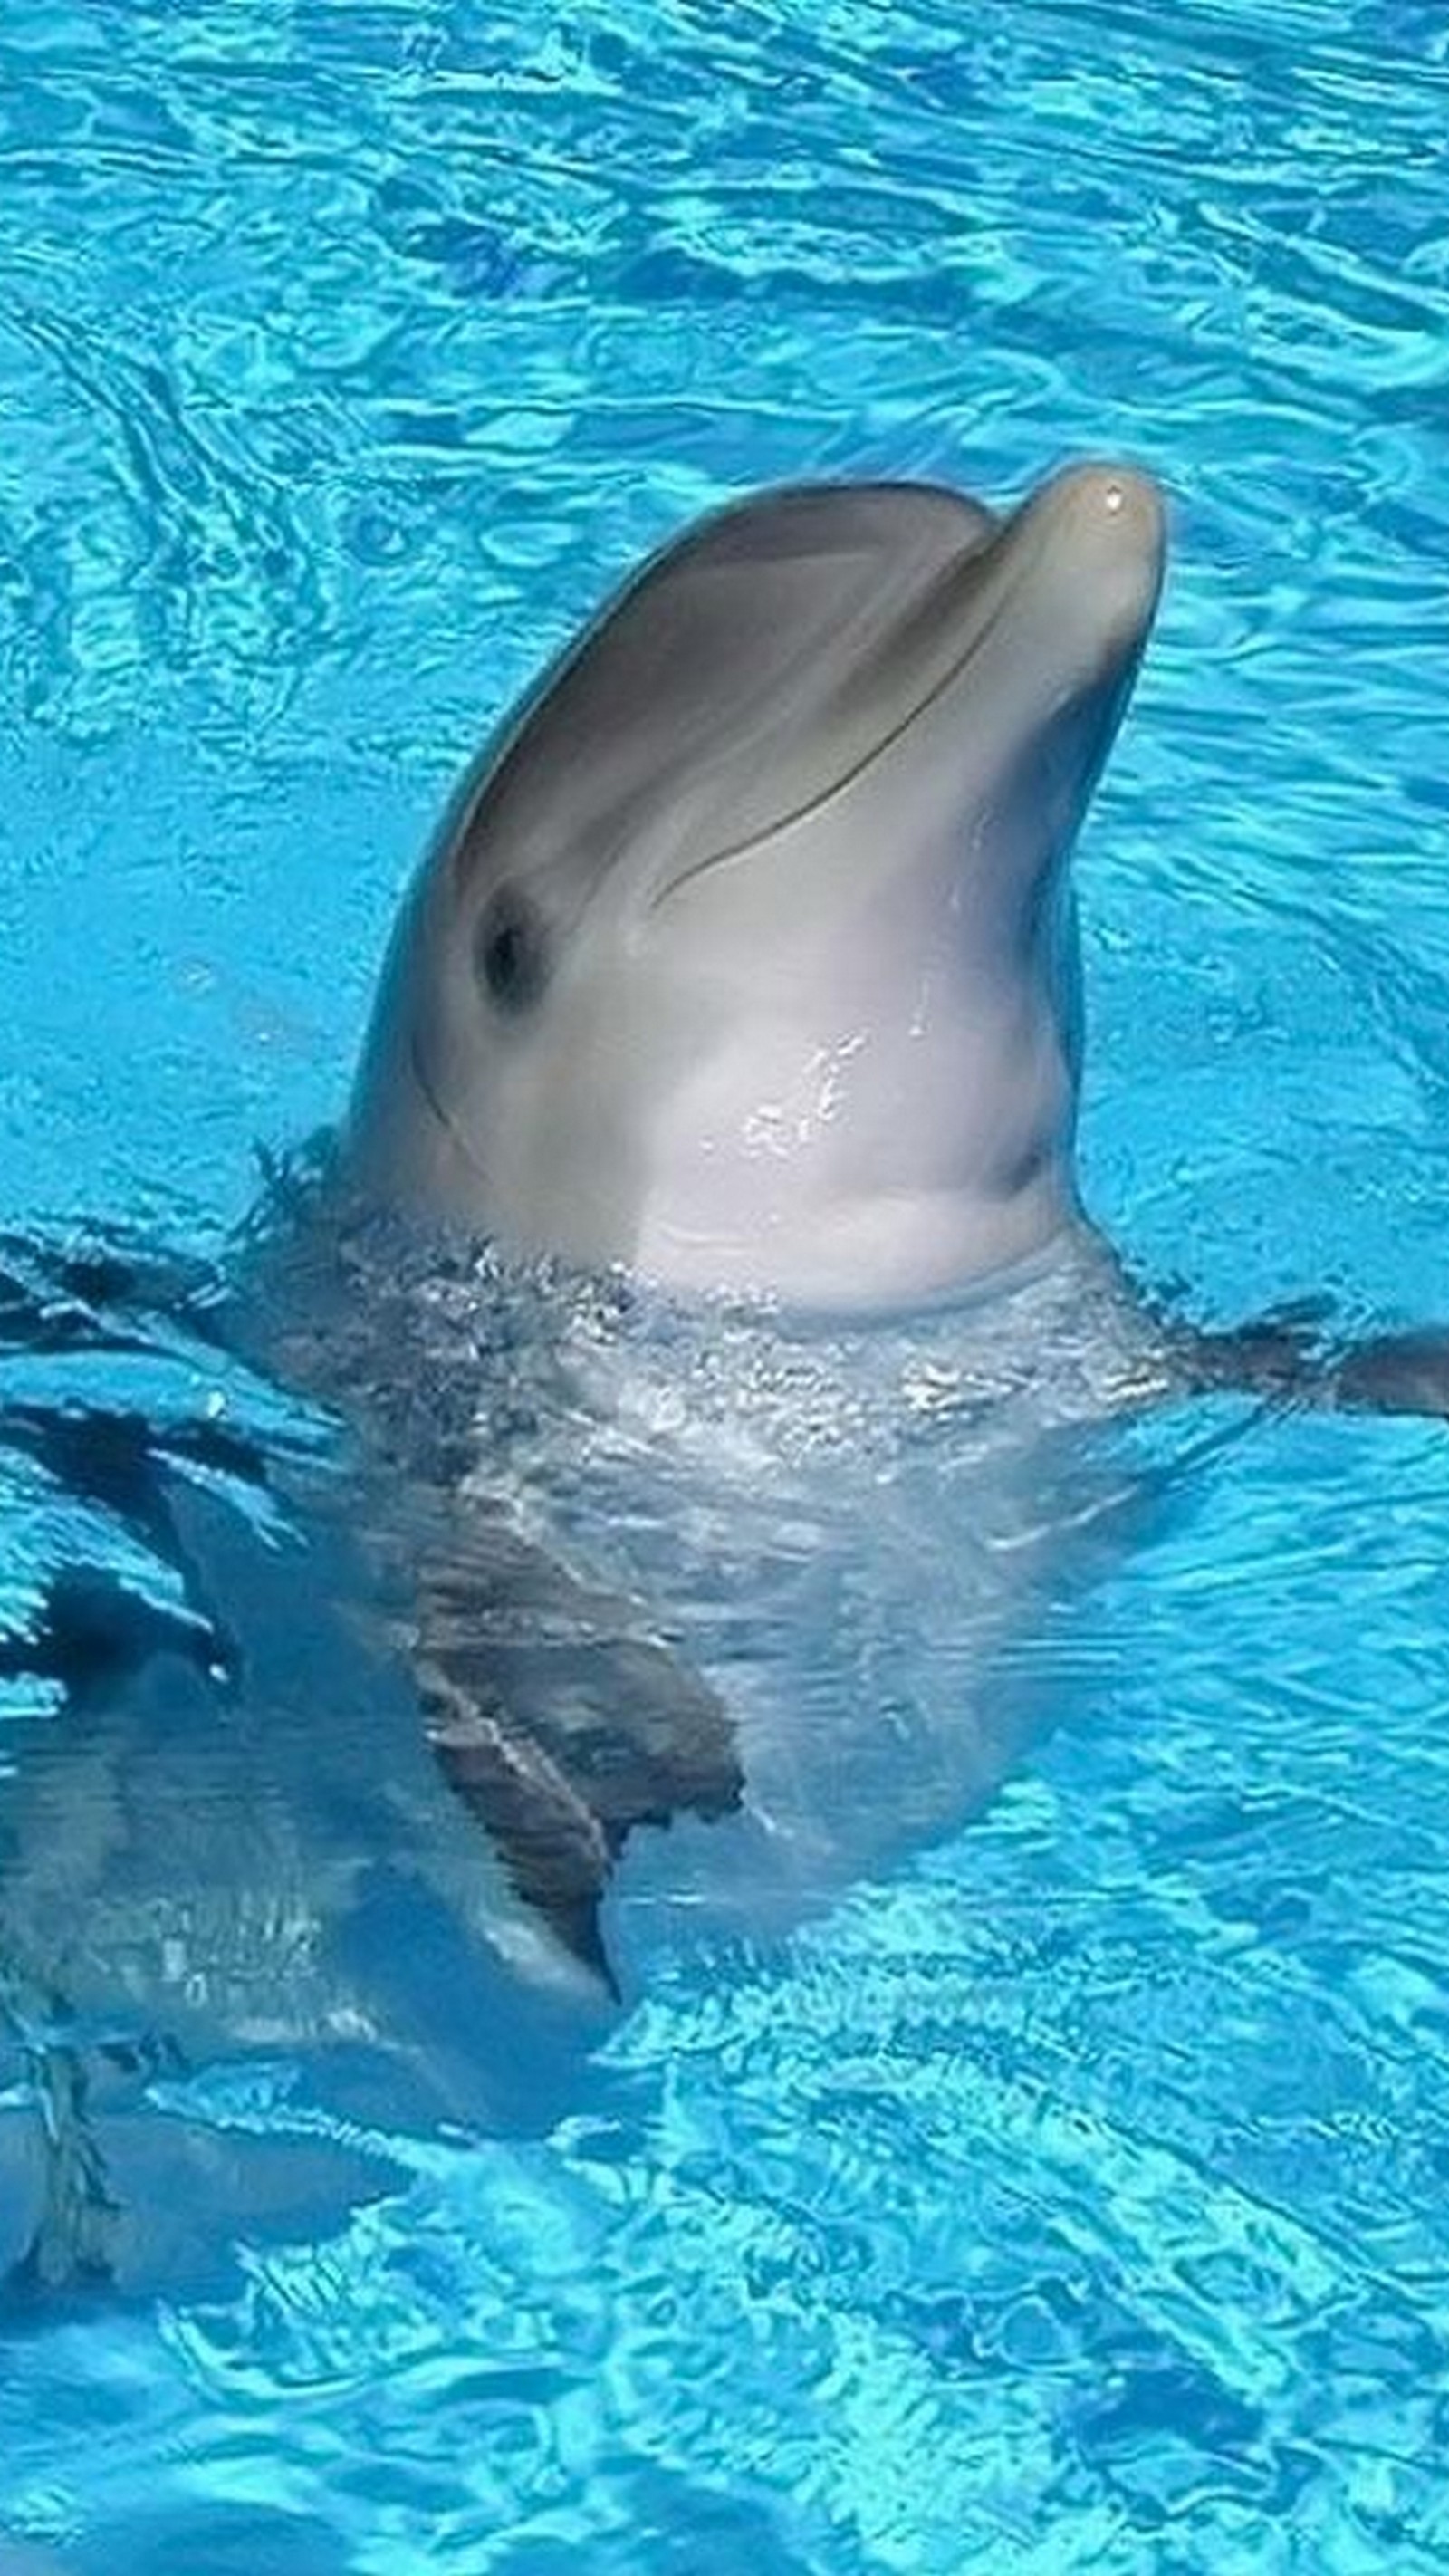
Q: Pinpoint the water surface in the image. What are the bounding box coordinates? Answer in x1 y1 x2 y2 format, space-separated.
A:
2 2 1448 2568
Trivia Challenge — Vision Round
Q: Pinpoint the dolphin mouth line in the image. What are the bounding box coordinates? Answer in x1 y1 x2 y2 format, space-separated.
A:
409 1031 496 1197
650 571 1036 912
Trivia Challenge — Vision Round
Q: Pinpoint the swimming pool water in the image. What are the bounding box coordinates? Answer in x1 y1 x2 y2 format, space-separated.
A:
2 1 1448 2568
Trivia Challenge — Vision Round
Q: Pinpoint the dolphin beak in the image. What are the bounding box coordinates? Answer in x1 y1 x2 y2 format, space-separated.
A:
1009 462 1166 674
648 460 1168 929
1041 460 1166 550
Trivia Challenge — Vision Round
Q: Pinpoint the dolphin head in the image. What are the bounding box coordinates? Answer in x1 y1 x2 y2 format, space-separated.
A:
348 462 1166 1310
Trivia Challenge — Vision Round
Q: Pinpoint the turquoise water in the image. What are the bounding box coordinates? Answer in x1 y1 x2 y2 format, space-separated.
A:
3 1 1449 2568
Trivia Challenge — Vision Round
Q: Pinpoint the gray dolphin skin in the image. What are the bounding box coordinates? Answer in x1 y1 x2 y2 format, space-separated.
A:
348 463 1165 1310
5 460 1444 2293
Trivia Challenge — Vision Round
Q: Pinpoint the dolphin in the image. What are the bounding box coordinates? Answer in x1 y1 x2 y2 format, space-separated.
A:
2 459 1443 2287
348 464 1163 1309
330 455 1445 1966
291 460 1172 1980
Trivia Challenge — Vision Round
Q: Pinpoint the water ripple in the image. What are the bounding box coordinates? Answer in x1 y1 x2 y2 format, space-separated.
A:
1 1 1448 2571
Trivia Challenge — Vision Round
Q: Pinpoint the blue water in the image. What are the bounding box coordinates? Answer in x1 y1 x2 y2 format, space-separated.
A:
2 1 1449 2567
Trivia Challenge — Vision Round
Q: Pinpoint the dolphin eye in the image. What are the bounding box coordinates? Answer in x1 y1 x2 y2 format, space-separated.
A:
475 890 548 1013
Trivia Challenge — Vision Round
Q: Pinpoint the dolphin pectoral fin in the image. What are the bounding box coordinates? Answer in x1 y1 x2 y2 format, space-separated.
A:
419 1687 625 1995
1171 1303 1333 1406
412 1552 742 1992
1176 1307 1449 1421
1316 1328 1449 1419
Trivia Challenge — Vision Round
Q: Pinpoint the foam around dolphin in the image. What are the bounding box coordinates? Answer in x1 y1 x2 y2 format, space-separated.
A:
349 464 1166 1308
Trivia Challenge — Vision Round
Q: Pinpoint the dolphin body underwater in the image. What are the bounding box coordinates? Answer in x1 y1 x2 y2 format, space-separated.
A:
0 459 1441 2289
